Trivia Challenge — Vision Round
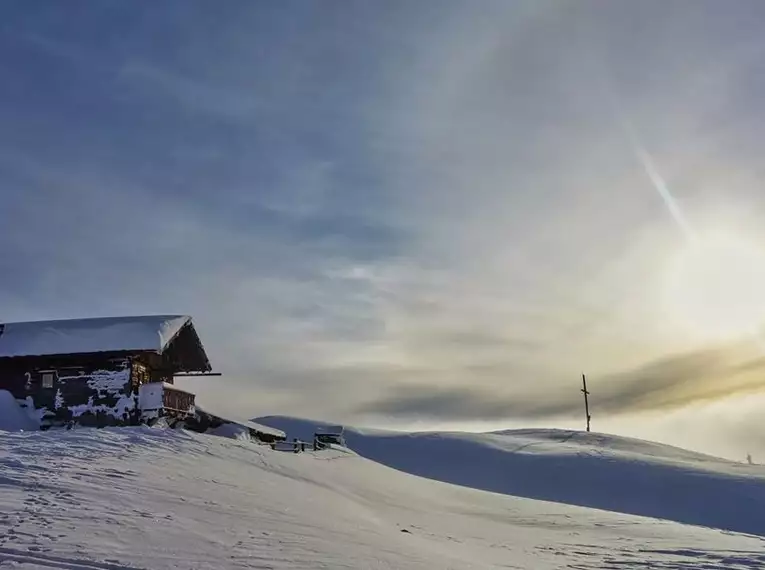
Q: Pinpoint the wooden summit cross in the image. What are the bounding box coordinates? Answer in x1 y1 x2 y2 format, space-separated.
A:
581 373 591 433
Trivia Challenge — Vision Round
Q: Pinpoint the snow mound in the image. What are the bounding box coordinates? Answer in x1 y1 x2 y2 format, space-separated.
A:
256 415 765 537
209 422 251 441
0 390 38 431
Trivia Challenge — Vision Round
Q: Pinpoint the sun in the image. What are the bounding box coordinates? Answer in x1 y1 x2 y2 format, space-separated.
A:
664 232 765 342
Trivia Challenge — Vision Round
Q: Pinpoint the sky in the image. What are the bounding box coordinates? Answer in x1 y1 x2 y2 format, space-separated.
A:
3 1 765 459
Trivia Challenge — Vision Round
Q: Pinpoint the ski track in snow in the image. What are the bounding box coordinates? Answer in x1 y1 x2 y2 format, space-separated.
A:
0 427 764 569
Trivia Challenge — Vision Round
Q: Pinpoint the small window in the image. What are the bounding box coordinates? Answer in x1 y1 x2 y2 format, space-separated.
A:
132 362 150 385
41 371 56 389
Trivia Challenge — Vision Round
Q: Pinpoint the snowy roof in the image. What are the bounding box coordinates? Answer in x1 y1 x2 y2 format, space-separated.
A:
196 404 286 439
0 315 195 359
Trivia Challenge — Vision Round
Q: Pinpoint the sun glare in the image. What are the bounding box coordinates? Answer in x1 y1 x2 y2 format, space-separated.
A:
665 232 765 342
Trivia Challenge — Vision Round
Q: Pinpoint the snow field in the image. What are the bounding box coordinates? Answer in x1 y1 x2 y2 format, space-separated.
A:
0 425 764 569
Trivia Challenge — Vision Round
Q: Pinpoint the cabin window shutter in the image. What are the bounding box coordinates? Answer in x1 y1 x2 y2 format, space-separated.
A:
41 371 57 389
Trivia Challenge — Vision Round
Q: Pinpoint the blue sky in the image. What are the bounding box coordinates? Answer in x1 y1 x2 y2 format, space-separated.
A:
4 1 765 458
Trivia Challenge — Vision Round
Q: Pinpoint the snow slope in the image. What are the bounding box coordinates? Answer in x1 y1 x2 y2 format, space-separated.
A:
256 416 765 537
1 426 765 569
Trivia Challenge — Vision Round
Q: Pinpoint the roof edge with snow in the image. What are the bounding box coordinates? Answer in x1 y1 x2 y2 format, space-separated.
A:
0 315 211 372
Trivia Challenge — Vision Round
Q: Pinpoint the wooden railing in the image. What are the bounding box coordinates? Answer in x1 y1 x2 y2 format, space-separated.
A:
269 439 315 453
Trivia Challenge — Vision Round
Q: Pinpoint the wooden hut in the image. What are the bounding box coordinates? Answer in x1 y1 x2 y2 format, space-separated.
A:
0 315 215 429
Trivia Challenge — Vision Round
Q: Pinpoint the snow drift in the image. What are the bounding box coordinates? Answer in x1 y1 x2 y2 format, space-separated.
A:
0 389 37 431
256 415 765 537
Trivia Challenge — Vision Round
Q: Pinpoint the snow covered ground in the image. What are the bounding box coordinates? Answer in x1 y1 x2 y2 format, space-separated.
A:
258 416 765 538
1 418 764 568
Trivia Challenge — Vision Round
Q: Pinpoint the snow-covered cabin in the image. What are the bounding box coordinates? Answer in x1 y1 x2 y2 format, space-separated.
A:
0 315 215 429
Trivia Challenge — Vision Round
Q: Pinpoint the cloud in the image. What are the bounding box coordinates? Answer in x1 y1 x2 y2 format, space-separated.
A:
357 385 573 422
357 340 765 422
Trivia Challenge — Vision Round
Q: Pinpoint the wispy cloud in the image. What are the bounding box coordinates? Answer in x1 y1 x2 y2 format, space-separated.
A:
358 340 765 422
